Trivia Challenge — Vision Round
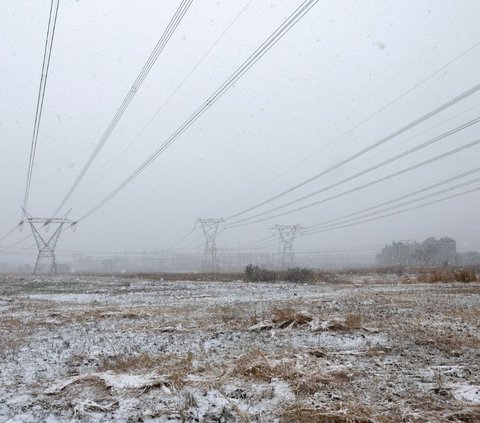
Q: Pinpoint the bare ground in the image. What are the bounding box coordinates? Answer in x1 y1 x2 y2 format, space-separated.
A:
0 274 479 422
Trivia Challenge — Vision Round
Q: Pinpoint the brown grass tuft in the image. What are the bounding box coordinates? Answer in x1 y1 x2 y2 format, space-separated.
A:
442 407 480 422
99 353 159 372
99 352 194 388
279 403 375 423
326 313 363 331
271 306 313 328
417 269 477 283
414 331 480 355
292 372 331 396
344 313 363 330
233 350 274 382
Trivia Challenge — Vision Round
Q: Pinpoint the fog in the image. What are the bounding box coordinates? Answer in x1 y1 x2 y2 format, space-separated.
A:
1 0 480 270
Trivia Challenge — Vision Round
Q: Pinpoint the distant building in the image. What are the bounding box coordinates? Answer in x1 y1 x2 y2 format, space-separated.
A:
376 237 457 267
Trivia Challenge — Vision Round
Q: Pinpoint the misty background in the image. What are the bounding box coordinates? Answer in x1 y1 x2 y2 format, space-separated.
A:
1 0 480 270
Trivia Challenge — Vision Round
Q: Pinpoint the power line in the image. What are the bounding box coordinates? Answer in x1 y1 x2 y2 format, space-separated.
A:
52 0 194 216
0 226 21 244
225 83 480 220
90 0 256 189
233 167 480 250
167 227 197 251
327 103 480 183
236 234 277 249
218 40 480 214
304 186 480 236
175 232 204 252
0 232 35 254
226 137 480 228
0 208 26 243
226 116 480 226
73 0 320 224
222 245 383 254
0 244 37 257
304 172 480 233
22 0 60 211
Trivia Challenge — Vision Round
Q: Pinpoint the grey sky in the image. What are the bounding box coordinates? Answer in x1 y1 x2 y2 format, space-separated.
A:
1 0 480 261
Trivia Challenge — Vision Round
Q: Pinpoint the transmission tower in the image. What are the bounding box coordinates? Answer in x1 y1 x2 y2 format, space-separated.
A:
270 224 304 268
196 218 224 271
20 209 76 275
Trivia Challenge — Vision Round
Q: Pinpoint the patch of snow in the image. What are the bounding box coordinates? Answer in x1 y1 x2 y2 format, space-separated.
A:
454 384 480 403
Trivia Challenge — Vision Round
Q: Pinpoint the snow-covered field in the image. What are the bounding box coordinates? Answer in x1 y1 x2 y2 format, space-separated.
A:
0 275 479 422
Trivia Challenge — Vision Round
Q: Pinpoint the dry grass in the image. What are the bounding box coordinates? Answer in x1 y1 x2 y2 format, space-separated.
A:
441 407 480 422
323 313 363 332
292 371 332 396
99 353 160 373
271 306 313 328
3 275 480 422
44 375 117 415
233 350 274 382
233 351 356 397
364 344 391 357
414 330 480 355
207 304 249 328
342 313 363 330
72 308 146 322
98 352 194 388
127 272 244 282
416 269 477 283
0 317 36 354
279 403 378 423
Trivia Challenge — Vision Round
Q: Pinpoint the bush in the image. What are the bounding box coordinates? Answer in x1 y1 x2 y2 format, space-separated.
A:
284 267 315 282
417 269 477 283
453 269 477 283
245 264 279 282
244 265 315 283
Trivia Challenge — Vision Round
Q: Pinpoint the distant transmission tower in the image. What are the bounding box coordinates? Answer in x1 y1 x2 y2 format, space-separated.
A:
20 209 76 275
270 224 304 268
196 218 224 271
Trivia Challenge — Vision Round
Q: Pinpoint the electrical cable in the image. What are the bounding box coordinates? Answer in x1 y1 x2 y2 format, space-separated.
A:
73 0 320 224
91 0 256 188
22 0 60 211
218 40 480 214
226 137 480 228
304 174 480 233
304 186 480 236
322 103 480 185
52 0 194 216
0 226 22 244
237 234 277 249
176 232 204 252
225 83 480 220
226 117 480 226
167 227 197 251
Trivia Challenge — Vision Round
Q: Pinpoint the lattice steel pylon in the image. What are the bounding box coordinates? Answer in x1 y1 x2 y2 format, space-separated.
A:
270 224 304 268
196 218 224 271
20 209 76 275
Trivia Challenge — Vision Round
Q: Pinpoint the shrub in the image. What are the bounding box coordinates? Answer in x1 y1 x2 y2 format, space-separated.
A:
244 265 315 282
244 264 278 282
417 269 477 283
453 269 477 283
284 267 315 282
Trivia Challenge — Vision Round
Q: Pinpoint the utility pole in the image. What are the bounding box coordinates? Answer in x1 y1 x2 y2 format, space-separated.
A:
196 218 224 271
20 209 76 275
270 224 304 268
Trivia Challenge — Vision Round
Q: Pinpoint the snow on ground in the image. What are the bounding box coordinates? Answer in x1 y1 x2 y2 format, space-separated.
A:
0 274 479 422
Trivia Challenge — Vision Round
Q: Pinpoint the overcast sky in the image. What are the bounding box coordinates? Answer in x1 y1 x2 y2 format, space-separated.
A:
1 0 480 262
